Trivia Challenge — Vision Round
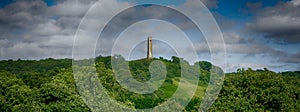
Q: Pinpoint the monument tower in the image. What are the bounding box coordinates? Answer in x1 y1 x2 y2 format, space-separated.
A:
147 35 152 59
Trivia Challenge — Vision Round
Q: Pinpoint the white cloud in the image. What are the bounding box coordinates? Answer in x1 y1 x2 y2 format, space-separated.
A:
31 19 61 36
1 0 217 60
291 0 300 6
48 0 97 17
0 0 97 59
4 42 45 59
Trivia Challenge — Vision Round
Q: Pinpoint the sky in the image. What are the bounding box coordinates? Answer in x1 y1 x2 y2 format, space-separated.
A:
0 0 299 72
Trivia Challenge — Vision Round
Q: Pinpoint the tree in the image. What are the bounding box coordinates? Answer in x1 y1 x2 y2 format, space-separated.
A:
210 69 300 111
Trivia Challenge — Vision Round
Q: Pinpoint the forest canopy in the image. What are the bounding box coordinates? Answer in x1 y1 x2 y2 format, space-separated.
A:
0 56 299 111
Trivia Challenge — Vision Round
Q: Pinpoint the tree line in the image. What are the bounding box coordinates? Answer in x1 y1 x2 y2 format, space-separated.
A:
0 56 299 111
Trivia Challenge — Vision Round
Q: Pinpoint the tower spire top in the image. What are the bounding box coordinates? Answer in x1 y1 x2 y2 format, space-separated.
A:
147 35 153 59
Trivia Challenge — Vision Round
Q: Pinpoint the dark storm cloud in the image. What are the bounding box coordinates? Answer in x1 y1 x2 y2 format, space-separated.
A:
247 0 300 44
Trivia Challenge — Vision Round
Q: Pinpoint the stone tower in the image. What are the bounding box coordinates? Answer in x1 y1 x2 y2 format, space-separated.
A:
147 35 152 59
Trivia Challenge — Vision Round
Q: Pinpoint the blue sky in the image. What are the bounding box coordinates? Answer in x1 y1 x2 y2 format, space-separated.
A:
215 0 287 17
0 0 299 72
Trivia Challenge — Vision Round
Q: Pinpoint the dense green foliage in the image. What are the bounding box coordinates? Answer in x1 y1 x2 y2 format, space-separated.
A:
0 56 299 111
210 69 300 111
96 56 207 110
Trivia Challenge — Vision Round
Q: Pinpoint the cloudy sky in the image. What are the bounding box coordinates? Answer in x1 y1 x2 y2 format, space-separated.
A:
0 0 299 72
